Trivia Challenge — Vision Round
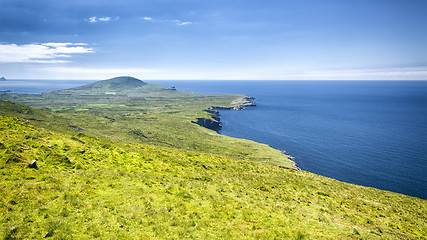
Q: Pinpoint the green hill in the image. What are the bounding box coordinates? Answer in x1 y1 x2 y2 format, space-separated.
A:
68 76 146 91
0 116 426 239
58 76 174 94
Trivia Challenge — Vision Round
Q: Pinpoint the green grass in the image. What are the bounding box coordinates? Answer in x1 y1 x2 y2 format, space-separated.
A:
0 78 293 168
1 116 426 239
1 78 425 239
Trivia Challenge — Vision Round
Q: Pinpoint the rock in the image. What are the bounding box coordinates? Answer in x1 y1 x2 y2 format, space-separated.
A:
44 231 53 238
292 163 301 170
204 109 220 121
192 118 222 132
28 160 38 169
69 125 84 131
0 77 6 81
130 129 147 138
105 116 115 121
232 96 256 110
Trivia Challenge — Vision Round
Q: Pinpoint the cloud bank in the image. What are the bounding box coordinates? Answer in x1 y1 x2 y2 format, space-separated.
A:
0 42 94 63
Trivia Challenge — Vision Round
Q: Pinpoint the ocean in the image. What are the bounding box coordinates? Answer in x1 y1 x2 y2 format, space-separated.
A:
0 79 96 94
1 79 426 199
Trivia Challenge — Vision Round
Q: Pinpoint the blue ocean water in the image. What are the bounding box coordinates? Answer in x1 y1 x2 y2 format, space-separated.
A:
0 80 96 94
1 79 426 199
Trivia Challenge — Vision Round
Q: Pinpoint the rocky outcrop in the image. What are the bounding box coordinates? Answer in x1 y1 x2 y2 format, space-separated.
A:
292 163 301 170
28 160 38 169
233 96 256 110
163 86 176 91
0 77 6 81
204 109 220 121
192 118 222 132
130 129 147 139
69 125 84 131
193 96 255 132
213 96 256 111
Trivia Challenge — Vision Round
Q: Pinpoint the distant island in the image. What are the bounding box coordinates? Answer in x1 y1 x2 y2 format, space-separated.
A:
0 77 6 81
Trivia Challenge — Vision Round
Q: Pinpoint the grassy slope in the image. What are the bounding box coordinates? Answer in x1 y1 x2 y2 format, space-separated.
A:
1 116 426 239
0 79 293 167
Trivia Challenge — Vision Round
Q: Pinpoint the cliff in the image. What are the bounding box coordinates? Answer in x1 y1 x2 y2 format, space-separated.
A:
193 96 255 132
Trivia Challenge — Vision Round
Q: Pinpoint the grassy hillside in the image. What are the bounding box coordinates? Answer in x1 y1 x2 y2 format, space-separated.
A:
1 116 426 239
70 76 148 91
1 77 425 239
0 77 293 168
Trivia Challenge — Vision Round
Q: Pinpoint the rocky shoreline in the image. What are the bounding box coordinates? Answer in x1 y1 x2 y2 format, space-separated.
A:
192 96 256 132
193 96 300 170
214 96 256 111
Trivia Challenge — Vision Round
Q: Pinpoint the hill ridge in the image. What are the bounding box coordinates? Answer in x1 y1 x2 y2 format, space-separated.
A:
69 76 146 91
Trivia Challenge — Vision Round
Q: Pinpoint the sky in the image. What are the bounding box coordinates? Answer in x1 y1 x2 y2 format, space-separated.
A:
0 0 426 80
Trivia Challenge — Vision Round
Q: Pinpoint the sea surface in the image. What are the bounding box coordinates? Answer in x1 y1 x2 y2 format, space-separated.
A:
0 79 96 94
2 79 426 199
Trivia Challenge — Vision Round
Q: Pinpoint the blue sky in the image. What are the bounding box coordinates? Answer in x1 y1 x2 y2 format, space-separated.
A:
1 0 426 80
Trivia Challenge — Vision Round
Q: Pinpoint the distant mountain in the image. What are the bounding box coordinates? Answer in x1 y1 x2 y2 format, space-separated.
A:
49 76 177 96
0 77 6 81
71 76 146 91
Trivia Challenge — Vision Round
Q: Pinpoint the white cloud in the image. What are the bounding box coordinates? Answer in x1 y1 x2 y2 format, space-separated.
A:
99 17 111 22
42 42 74 47
142 16 193 26
176 21 192 26
88 17 97 23
87 16 113 23
169 19 193 26
0 42 94 63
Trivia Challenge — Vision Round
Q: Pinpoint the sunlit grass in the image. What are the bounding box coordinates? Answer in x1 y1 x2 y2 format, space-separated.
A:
1 116 425 239
1 78 425 239
0 85 293 168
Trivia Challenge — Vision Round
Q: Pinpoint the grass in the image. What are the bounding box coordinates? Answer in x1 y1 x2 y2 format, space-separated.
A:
0 77 426 239
1 116 426 239
0 78 293 168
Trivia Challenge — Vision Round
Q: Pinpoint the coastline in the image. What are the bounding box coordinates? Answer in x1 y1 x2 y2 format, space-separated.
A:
195 95 301 170
192 96 256 132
